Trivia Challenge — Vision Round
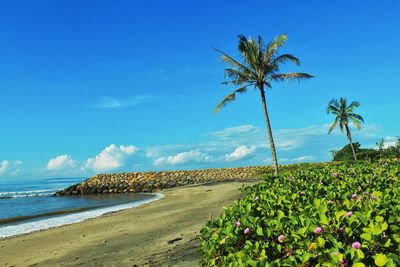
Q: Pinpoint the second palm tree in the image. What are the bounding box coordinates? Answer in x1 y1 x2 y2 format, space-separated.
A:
327 97 364 160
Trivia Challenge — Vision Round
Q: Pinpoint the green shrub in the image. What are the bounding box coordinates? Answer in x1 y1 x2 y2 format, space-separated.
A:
199 161 400 266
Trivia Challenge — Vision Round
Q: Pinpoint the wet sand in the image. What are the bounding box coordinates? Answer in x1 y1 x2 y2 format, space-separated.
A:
0 181 255 266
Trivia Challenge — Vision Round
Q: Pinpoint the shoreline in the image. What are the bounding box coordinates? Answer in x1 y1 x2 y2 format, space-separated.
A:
0 180 255 266
0 193 164 240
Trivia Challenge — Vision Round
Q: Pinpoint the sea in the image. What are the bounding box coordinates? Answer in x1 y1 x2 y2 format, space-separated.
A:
0 177 163 239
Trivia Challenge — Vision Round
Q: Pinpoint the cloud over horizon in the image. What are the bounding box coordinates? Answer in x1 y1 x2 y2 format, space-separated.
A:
3 122 387 178
0 161 10 175
84 144 138 172
154 150 212 166
0 160 23 176
224 145 256 162
47 155 77 171
137 123 383 169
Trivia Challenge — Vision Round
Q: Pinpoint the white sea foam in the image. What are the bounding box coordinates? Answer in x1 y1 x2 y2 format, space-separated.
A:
0 193 164 239
0 189 58 198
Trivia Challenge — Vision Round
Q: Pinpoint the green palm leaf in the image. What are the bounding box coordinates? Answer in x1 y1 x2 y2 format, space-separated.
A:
214 86 248 113
270 72 313 82
272 54 300 66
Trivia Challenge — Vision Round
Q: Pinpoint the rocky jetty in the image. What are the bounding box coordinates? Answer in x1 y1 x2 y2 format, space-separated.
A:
54 166 269 196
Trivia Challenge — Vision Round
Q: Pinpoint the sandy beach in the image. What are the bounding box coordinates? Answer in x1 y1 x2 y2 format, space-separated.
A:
0 181 255 267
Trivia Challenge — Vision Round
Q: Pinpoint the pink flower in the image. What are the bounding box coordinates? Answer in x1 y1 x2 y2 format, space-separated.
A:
351 194 357 198
244 228 251 235
235 219 240 227
314 227 322 234
346 211 353 217
300 191 305 196
340 259 348 265
332 172 338 177
352 242 361 249
277 234 285 242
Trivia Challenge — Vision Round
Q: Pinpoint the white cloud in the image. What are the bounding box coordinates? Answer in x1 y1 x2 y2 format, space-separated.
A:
0 161 10 175
0 160 23 176
84 144 138 172
92 95 154 109
207 125 259 140
383 136 398 148
10 122 382 176
47 155 77 170
293 155 315 162
206 124 329 152
224 145 256 162
154 150 211 166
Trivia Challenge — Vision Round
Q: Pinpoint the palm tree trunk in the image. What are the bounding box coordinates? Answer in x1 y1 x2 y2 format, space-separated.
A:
259 87 279 175
345 124 357 160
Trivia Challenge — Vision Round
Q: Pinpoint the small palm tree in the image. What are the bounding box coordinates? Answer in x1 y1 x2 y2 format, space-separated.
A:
214 34 313 175
376 138 385 159
327 98 364 160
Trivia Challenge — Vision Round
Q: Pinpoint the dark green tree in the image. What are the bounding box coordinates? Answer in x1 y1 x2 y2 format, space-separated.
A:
333 143 379 161
214 34 313 175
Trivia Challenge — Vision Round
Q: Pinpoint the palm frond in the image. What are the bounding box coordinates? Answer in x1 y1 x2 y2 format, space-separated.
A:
348 113 364 123
214 86 248 113
234 86 248 94
224 68 254 85
257 35 264 63
264 34 287 63
213 48 256 76
328 99 339 109
270 72 313 82
327 101 340 114
338 118 344 133
272 54 300 66
221 80 256 87
215 93 236 113
328 116 340 134
347 101 360 112
349 117 363 129
340 98 347 110
237 35 261 72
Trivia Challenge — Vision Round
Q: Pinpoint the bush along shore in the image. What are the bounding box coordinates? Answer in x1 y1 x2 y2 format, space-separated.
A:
54 166 268 196
199 160 400 266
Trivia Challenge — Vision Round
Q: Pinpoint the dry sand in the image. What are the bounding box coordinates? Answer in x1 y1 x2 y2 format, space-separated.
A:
0 181 256 267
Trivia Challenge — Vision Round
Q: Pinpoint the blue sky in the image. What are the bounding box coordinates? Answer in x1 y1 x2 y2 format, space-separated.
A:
0 0 399 179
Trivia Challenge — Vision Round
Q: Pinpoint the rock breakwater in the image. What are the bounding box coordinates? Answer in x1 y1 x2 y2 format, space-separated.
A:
55 166 268 196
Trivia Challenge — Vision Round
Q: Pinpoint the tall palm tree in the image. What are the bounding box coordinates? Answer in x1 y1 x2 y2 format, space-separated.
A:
327 98 364 160
214 34 313 175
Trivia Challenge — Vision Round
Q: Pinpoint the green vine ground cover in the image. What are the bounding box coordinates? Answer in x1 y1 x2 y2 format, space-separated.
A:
199 161 400 266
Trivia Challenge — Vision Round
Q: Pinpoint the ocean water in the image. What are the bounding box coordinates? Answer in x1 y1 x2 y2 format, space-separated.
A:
0 177 163 238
